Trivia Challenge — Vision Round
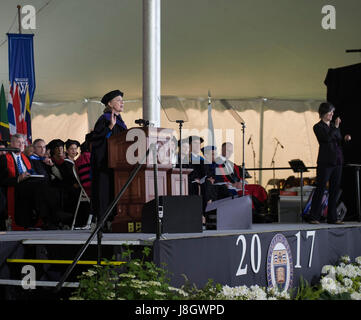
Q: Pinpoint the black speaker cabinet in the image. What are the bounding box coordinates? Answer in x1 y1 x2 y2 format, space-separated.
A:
141 195 203 233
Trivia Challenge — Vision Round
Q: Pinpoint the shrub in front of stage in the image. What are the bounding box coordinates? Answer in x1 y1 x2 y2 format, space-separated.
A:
70 253 361 300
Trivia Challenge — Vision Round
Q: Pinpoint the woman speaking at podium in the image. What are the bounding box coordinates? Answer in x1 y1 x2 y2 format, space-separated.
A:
90 90 127 229
308 102 351 225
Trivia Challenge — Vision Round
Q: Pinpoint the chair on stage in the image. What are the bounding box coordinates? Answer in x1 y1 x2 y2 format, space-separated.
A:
71 165 93 230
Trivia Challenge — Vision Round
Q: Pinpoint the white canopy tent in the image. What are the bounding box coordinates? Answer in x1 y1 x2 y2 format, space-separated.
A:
1 0 360 187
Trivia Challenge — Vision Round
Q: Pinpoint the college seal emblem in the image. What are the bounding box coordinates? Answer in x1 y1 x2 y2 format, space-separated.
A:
266 233 293 292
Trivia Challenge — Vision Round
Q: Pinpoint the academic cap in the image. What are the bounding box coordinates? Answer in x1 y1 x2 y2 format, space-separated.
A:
47 139 64 151
101 90 124 106
65 139 80 149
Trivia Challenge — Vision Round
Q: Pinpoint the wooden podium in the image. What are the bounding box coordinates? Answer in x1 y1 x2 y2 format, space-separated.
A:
108 127 190 232
167 168 193 196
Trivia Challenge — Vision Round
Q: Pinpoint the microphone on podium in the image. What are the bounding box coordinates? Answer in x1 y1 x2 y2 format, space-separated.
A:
135 119 150 126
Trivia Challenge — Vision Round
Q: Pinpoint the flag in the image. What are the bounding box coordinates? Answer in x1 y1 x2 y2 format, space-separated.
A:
24 85 31 143
7 33 36 143
0 84 10 141
207 90 215 147
12 83 23 134
7 84 16 135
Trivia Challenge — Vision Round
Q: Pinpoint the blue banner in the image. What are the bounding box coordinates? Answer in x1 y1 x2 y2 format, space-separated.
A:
7 33 36 143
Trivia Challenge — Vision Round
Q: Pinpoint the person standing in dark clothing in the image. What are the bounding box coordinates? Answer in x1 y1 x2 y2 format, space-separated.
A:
90 90 127 227
308 102 351 224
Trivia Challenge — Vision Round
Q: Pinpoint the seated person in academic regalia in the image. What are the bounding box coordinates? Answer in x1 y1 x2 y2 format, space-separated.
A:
176 137 190 168
214 142 243 193
202 145 229 203
75 134 92 198
184 136 207 196
47 139 80 218
0 134 63 229
29 138 54 181
0 142 7 230
65 139 80 163
215 142 268 213
30 138 75 227
0 140 7 156
203 145 217 178
24 144 34 157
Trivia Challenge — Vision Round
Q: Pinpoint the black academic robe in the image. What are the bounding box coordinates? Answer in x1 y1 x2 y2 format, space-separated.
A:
50 158 80 215
90 111 127 222
29 157 52 182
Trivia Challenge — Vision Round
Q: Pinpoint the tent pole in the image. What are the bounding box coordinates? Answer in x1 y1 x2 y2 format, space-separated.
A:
143 0 161 128
258 100 264 186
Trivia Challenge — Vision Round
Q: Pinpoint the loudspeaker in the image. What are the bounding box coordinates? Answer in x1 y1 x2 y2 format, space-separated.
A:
141 195 203 233
205 195 252 230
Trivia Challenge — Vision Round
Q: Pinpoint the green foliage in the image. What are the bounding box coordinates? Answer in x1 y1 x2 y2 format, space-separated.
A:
70 252 361 300
180 276 223 300
71 246 188 300
292 276 322 300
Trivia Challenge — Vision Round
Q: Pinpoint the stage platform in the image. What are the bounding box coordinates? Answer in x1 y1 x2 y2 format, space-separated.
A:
1 221 359 242
1 221 361 296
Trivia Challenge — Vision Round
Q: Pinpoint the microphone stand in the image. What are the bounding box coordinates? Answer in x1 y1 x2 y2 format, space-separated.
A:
270 142 280 189
176 120 184 195
0 148 20 153
55 144 152 292
137 118 161 239
249 138 257 184
151 142 161 240
241 122 246 196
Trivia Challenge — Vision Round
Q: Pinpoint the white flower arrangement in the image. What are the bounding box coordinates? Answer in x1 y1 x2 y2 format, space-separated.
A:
319 256 361 300
340 255 351 264
218 285 271 300
355 256 361 266
216 256 361 300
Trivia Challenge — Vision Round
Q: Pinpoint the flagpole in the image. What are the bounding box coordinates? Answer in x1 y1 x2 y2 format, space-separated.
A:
17 5 22 34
